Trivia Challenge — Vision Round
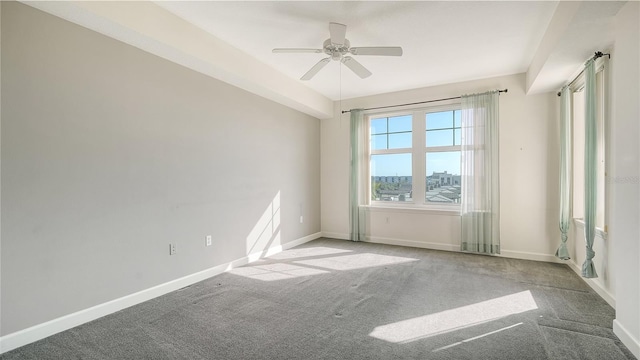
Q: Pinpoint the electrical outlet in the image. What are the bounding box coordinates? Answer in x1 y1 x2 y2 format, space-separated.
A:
169 243 176 255
205 235 212 246
299 203 303 224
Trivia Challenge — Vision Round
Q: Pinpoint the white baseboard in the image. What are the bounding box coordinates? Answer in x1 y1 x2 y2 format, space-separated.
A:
321 232 460 252
320 231 350 240
614 319 640 359
325 234 567 262
321 233 460 253
499 249 566 263
566 260 616 308
248 232 322 261
0 232 321 355
363 236 459 252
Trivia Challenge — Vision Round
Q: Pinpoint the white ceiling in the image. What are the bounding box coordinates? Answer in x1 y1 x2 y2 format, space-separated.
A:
24 1 625 119
156 1 559 100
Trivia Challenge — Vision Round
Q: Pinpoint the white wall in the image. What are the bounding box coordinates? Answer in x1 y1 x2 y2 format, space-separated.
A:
1 2 320 337
568 224 614 305
321 73 560 262
610 1 640 357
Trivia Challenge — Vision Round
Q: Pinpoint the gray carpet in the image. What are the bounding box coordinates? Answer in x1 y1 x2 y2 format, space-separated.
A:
2 238 636 359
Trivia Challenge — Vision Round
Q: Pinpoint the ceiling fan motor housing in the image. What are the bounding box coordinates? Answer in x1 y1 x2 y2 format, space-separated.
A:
324 39 350 61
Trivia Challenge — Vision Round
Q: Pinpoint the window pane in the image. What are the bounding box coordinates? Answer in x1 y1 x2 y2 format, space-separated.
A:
388 115 412 132
426 129 454 147
426 111 453 130
572 91 585 219
425 151 461 203
371 154 412 202
371 134 388 150
454 129 461 146
370 118 387 135
389 132 412 149
454 110 461 127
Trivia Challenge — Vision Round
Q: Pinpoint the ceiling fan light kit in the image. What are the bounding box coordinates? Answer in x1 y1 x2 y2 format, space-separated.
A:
273 22 403 81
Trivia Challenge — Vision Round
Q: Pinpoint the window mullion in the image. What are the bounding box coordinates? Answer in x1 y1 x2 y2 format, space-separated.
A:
426 145 460 153
413 110 426 204
372 148 412 155
386 118 390 150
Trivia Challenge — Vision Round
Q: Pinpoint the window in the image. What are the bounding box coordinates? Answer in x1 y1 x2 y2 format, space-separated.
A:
571 60 607 231
370 115 413 202
368 106 461 207
426 110 461 203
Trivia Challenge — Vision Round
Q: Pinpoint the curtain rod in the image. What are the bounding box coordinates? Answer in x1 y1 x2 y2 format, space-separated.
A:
341 89 508 114
557 51 610 96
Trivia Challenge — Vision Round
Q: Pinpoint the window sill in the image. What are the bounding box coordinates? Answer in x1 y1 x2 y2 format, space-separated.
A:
361 204 460 216
573 218 607 240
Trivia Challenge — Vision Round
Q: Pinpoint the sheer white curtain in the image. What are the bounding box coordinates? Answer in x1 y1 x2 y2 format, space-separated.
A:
556 86 571 260
349 109 365 241
582 59 598 278
460 91 500 254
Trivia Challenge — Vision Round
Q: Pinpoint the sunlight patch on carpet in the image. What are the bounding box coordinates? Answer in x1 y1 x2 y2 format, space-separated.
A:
269 246 353 260
293 253 418 271
230 263 329 281
432 322 524 352
369 290 538 343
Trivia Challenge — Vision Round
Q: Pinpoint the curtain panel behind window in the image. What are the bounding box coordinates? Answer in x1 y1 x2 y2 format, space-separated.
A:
460 91 500 254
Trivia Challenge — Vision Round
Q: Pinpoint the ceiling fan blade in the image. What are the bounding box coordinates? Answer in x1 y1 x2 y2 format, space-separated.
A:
350 47 403 56
341 56 372 79
301 58 331 81
329 22 347 46
273 48 323 54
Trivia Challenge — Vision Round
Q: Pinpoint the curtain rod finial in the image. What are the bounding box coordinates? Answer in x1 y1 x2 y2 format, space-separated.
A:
594 51 611 59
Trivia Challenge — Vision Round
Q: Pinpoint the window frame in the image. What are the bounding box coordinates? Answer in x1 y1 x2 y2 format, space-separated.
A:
368 111 415 204
425 108 462 204
365 103 462 209
569 56 608 234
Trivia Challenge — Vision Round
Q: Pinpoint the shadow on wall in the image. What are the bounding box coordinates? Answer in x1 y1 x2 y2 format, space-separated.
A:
246 191 282 257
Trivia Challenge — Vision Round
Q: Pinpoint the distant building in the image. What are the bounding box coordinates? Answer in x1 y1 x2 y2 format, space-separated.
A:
372 176 412 184
428 171 461 186
372 174 459 203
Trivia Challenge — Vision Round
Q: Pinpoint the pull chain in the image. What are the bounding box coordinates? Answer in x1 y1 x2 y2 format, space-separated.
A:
339 60 343 126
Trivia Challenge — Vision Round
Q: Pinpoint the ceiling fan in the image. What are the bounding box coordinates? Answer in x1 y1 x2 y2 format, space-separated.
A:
272 22 403 81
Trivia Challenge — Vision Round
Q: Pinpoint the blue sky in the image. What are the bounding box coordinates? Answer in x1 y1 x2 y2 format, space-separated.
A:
370 111 461 176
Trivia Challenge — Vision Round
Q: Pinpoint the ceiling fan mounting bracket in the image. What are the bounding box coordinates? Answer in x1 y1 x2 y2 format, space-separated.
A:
323 38 350 61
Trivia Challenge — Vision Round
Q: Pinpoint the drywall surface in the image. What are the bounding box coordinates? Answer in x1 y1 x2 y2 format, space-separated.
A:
1 2 320 335
23 1 333 119
569 224 614 305
321 73 560 260
610 1 640 357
